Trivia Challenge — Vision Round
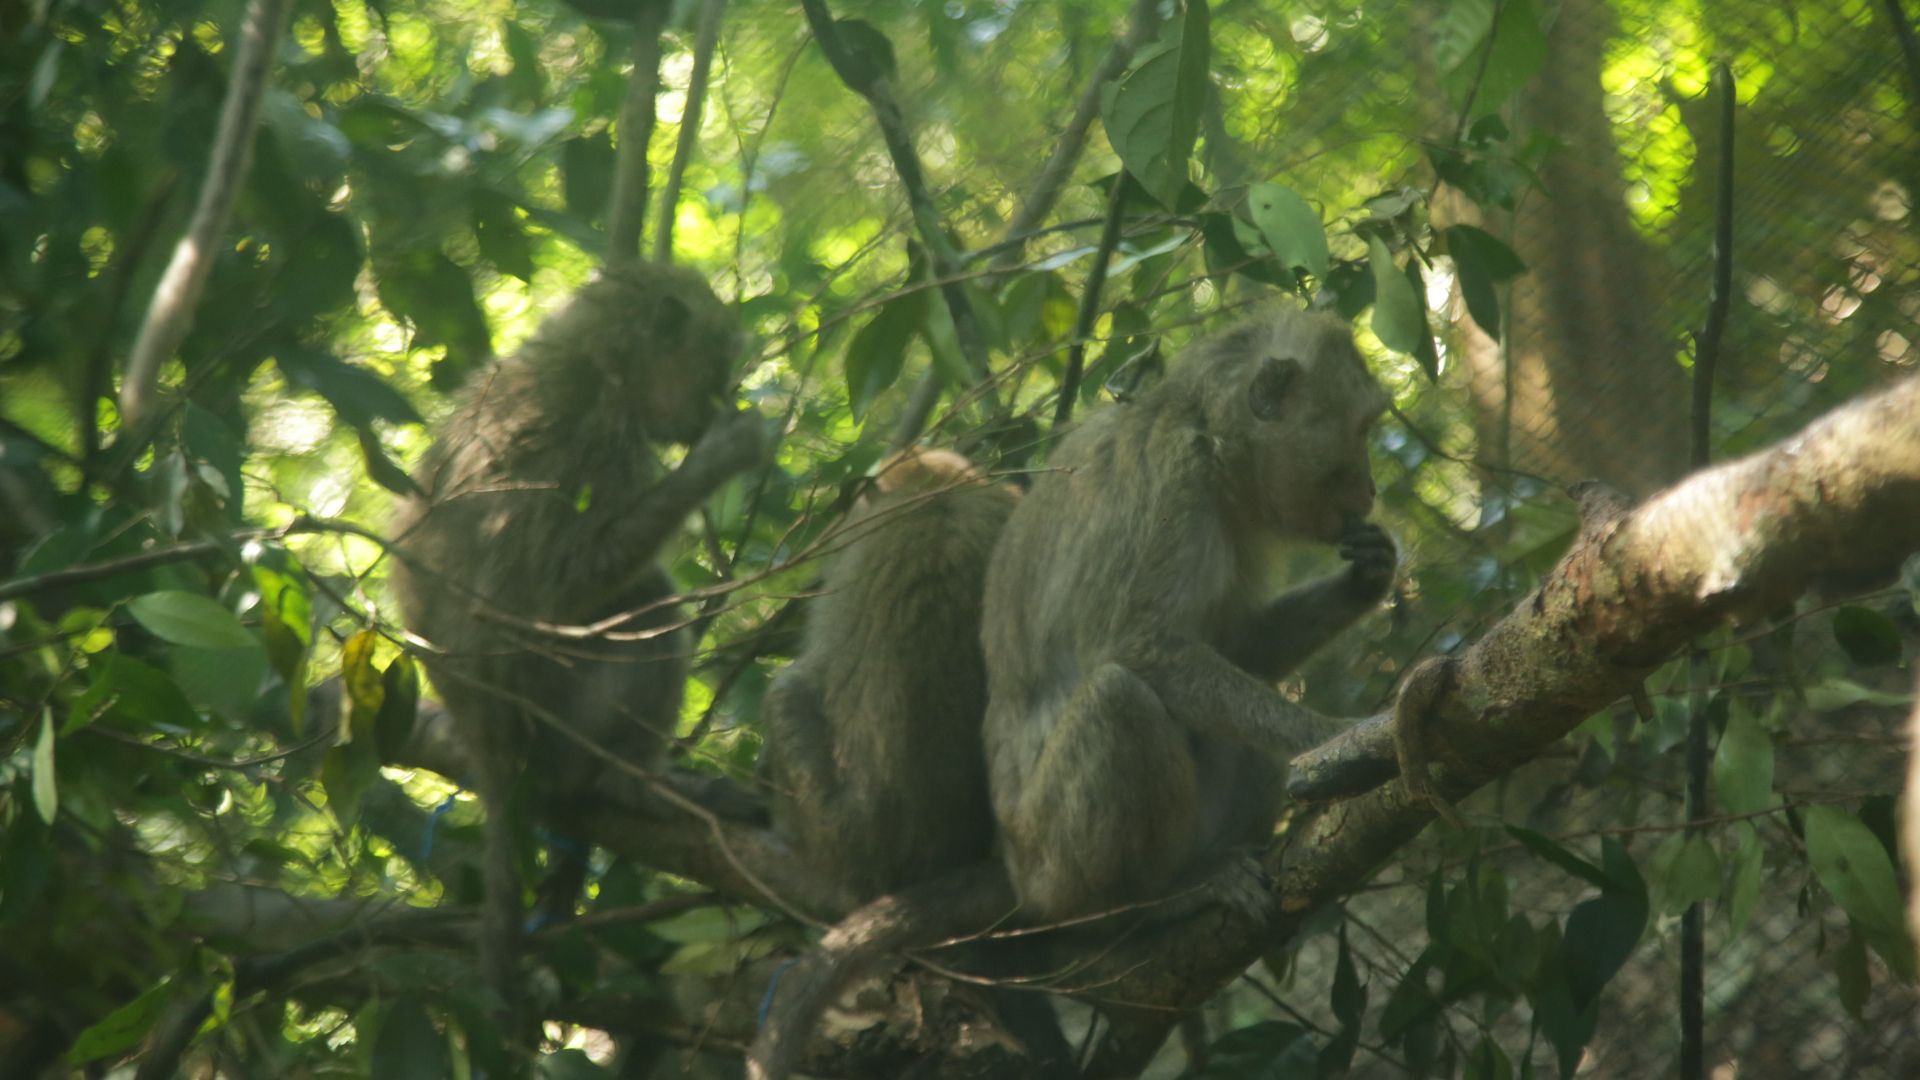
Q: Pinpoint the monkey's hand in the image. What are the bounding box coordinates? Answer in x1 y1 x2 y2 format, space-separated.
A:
1338 518 1398 603
694 407 774 475
1391 657 1465 828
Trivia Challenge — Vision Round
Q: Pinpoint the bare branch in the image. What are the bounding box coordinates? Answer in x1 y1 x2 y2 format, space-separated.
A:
120 0 295 426
606 2 670 265
654 0 727 262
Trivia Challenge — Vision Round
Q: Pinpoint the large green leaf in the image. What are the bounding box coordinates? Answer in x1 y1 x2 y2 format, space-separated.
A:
128 591 258 651
1367 236 1432 374
1832 605 1902 666
1247 182 1329 280
1100 2 1210 209
1445 224 1525 336
1711 699 1774 816
1804 803 1913 978
844 293 927 421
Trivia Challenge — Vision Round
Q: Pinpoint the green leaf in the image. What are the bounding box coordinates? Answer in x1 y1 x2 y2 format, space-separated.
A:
1804 804 1907 942
276 346 423 429
1367 236 1431 373
1662 834 1723 916
472 189 535 282
128 591 257 650
1710 699 1774 816
1465 1037 1513 1080
376 655 420 762
843 293 926 421
66 979 173 1064
829 18 899 90
1836 924 1871 1019
1445 224 1526 336
371 998 450 1080
561 134 615 221
370 248 492 385
32 709 57 824
1560 838 1648 1009
1505 826 1608 888
1832 605 1903 666
69 653 203 734
1192 1020 1315 1078
1802 676 1913 712
1100 3 1211 210
1723 822 1763 937
1443 0 1547 118
1246 183 1329 280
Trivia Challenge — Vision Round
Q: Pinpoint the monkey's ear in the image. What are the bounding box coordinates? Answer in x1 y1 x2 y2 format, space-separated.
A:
656 294 693 345
1248 356 1301 421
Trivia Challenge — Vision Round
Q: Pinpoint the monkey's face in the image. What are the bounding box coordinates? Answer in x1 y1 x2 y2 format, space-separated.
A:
580 264 744 445
1234 334 1386 544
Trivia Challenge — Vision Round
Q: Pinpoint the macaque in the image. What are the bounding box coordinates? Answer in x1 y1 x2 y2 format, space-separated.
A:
981 306 1396 921
389 261 765 1027
760 448 1018 901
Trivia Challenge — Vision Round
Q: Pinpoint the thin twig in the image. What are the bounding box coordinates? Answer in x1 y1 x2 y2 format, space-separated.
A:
1054 174 1130 425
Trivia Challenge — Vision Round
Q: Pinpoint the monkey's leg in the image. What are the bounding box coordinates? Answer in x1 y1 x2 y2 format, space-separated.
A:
1008 664 1199 920
1135 637 1353 757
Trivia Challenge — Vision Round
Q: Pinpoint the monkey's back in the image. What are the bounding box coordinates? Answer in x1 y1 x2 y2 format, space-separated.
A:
801 473 1017 897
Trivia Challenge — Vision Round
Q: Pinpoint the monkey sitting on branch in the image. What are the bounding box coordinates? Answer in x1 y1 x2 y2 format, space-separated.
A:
982 305 1399 924
389 260 767 1041
759 447 1017 901
750 449 1089 1079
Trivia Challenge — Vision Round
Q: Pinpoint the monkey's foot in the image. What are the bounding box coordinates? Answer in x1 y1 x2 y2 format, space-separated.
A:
1391 657 1467 829
1201 855 1278 925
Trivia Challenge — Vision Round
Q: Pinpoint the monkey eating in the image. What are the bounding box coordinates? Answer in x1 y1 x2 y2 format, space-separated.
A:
981 305 1397 923
389 260 767 1044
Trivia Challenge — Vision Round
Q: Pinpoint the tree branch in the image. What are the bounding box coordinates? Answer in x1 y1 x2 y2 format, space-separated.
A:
653 0 727 262
120 0 295 427
606 1 670 265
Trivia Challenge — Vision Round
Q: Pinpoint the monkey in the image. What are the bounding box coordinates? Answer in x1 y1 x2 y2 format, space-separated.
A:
749 450 1085 1080
980 305 1398 923
388 260 766 1043
760 447 1018 900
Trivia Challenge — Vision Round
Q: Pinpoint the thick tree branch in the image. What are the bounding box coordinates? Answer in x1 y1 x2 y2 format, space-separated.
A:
120 0 295 426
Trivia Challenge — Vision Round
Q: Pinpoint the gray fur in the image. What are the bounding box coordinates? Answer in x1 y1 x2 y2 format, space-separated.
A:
762 449 1018 900
982 306 1394 921
389 261 764 1023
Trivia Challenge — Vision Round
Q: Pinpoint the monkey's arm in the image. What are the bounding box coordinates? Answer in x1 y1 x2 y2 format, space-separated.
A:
621 410 768 558
758 667 842 818
1131 636 1352 755
1231 521 1396 680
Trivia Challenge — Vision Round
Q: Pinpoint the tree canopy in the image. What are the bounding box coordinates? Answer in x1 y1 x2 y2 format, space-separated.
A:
3 0 1918 1077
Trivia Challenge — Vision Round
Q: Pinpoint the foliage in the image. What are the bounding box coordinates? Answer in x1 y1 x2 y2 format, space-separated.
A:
2 0 1916 1076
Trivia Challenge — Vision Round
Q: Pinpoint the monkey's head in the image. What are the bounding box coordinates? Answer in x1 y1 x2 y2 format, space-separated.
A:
1186 309 1388 543
540 261 747 445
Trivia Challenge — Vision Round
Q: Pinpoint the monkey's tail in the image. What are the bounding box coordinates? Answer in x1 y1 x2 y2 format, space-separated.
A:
744 863 1020 1080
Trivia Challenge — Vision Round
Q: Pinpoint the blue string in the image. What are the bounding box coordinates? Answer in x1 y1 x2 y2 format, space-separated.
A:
417 792 458 861
756 958 800 1029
